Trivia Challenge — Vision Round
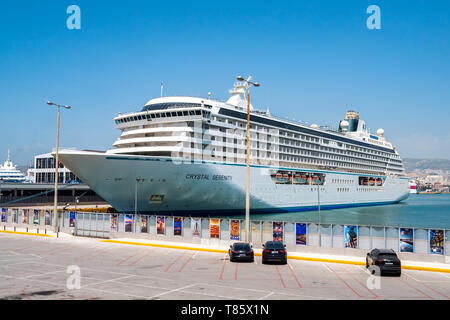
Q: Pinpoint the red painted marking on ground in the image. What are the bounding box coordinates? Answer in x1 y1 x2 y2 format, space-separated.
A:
337 263 378 298
400 277 434 300
349 273 378 298
128 249 153 267
287 263 302 288
275 266 287 288
323 263 362 298
178 253 195 272
116 250 143 267
21 288 31 300
403 272 448 299
219 255 227 280
164 252 186 272
74 246 108 261
234 263 238 280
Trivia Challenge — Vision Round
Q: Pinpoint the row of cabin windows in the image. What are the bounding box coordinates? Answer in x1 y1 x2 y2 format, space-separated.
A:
279 154 385 172
332 179 353 184
279 147 386 168
115 110 209 124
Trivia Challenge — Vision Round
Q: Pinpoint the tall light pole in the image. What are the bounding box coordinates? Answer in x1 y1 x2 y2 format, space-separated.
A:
236 76 260 243
47 101 71 233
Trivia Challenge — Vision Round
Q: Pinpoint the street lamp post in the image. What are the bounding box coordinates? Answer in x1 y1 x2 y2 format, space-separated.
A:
236 76 260 243
47 101 71 233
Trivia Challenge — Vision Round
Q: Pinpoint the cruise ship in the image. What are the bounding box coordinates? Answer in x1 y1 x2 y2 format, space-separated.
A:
0 150 26 183
58 80 410 215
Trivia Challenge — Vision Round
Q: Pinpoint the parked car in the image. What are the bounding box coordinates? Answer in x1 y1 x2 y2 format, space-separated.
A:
262 241 287 264
366 248 401 276
229 242 254 262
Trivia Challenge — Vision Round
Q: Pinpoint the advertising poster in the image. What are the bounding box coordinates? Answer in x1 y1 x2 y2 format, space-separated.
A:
174 217 183 236
191 218 201 237
45 210 51 226
1 208 6 222
110 214 118 232
157 216 165 235
22 209 29 224
230 220 240 241
33 210 39 225
429 229 444 255
140 216 148 233
399 228 414 253
124 215 133 232
344 225 358 248
210 218 220 239
12 209 18 223
296 223 307 245
273 222 283 242
69 212 76 227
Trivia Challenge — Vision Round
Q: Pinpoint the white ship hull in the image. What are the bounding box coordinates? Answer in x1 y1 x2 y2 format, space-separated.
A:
59 150 410 215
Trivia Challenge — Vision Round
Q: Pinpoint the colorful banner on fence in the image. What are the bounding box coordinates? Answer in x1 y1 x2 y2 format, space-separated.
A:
69 212 76 227
191 218 201 237
230 220 240 240
273 222 283 242
210 219 220 239
399 228 414 253
141 216 148 233
344 225 358 248
33 210 39 225
45 210 51 226
125 215 133 232
174 217 183 236
1 208 6 222
157 216 165 235
429 229 444 254
110 214 118 232
296 223 307 245
22 209 29 224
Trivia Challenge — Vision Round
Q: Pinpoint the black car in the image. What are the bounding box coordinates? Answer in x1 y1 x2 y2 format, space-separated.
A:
229 242 254 262
262 241 287 264
366 249 401 276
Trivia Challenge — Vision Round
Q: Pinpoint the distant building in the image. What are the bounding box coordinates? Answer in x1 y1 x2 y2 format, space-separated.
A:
27 151 80 184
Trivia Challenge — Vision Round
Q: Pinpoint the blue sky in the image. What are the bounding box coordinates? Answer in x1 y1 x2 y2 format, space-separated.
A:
1 0 449 165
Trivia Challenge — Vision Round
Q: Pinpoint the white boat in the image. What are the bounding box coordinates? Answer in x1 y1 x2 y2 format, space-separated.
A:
0 150 26 183
409 181 417 194
58 80 410 215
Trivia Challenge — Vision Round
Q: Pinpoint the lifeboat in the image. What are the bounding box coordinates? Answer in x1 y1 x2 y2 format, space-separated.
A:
376 178 383 186
362 178 368 186
293 174 307 184
312 175 319 185
368 179 375 186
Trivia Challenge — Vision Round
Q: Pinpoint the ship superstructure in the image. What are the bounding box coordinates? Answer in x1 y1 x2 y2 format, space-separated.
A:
0 150 26 183
58 81 409 215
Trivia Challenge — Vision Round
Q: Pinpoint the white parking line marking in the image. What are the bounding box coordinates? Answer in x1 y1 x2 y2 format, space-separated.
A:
149 284 197 299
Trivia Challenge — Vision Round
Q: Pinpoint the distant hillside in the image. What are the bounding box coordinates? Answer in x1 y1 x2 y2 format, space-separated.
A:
403 158 450 172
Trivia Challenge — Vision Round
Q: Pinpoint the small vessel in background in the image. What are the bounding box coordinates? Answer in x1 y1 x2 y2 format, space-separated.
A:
409 180 417 194
0 150 26 183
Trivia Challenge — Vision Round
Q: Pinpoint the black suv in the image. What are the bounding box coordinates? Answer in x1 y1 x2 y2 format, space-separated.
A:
366 249 401 276
262 241 287 264
229 242 254 262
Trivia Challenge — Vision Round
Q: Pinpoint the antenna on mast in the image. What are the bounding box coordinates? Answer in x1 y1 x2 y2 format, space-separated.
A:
161 81 164 97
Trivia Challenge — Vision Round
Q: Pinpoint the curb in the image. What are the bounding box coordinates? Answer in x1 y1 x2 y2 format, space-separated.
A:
101 239 450 274
0 230 54 238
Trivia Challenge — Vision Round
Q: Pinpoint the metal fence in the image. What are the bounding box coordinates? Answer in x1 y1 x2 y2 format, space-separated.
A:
1 208 449 259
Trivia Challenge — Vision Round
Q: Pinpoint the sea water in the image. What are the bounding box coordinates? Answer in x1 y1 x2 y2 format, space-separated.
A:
221 194 450 229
